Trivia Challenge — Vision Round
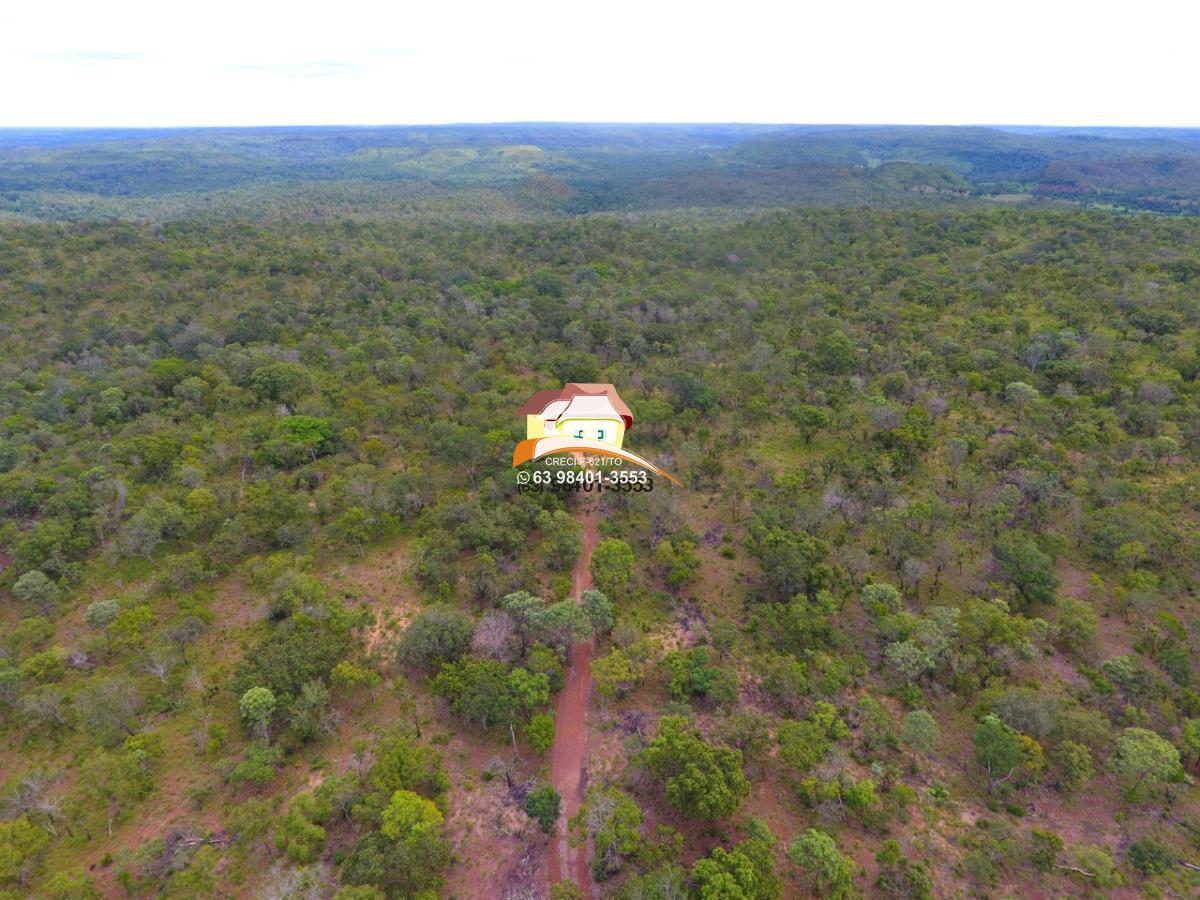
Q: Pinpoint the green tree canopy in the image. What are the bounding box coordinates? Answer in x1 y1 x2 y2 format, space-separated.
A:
692 838 782 900
1110 727 1182 796
643 715 750 821
591 538 635 598
239 686 277 741
787 828 856 899
525 784 562 833
396 604 475 670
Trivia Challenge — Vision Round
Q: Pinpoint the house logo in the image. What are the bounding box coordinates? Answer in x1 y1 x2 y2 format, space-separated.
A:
513 383 680 484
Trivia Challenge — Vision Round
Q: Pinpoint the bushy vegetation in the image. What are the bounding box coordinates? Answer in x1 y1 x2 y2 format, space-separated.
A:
1 147 1199 896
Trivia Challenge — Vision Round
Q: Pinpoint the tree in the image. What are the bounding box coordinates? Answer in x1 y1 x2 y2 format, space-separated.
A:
74 676 143 746
526 713 555 755
973 714 1030 792
1051 740 1093 794
43 868 101 899
249 362 312 405
274 792 330 863
148 356 190 391
582 589 614 634
432 658 547 732
239 687 277 742
1110 727 1182 797
719 708 773 763
1128 839 1174 876
749 526 832 601
663 647 736 705
875 839 932 898
376 789 451 894
593 648 641 708
815 330 856 375
287 678 331 743
381 788 442 840
789 404 830 445
573 786 644 881
229 743 283 787
787 828 856 899
533 599 594 654
0 816 51 887
591 538 635 599
331 660 382 696
861 581 904 620
759 654 810 716
1026 828 1063 873
19 645 67 683
1068 844 1123 888
525 785 561 833
692 838 782 900
471 609 514 660
396 604 474 670
842 779 880 824
330 507 373 555
655 536 701 591
277 415 338 459
502 591 592 655
128 434 182 481
618 863 688 898
1005 381 1038 422
537 509 583 570
84 598 120 653
507 666 551 719
527 644 565 692
1180 718 1200 767
993 536 1058 607
365 733 449 806
777 719 829 774
642 715 749 821
856 696 893 753
432 657 514 728
165 614 206 663
1056 597 1098 650
992 687 1058 739
116 500 183 562
900 710 940 756
12 570 60 615
1114 540 1147 572
231 615 353 703
501 591 547 655
945 437 970 486
884 640 935 684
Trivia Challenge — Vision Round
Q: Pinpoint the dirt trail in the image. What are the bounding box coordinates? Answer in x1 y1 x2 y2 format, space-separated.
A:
546 497 599 895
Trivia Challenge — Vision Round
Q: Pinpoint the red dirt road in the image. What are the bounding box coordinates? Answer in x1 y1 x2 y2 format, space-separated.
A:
546 499 599 895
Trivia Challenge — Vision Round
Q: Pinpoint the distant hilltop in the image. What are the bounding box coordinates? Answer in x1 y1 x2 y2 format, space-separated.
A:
4 123 1200 220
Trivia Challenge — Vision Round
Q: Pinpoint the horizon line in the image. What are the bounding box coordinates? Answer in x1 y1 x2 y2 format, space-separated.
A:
2 121 1200 132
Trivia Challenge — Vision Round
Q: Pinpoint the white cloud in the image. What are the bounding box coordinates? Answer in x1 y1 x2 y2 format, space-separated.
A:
1 0 1196 127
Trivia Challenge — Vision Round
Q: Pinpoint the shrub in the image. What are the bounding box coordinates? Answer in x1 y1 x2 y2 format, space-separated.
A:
525 785 561 833
396 604 474 670
642 716 749 821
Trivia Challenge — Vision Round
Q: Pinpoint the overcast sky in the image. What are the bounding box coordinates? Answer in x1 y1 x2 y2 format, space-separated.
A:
2 0 1197 128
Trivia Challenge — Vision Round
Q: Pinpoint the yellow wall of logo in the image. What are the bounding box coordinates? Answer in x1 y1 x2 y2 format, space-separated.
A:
512 383 680 484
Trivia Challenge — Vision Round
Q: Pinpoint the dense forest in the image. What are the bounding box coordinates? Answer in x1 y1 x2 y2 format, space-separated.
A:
5 124 1200 220
1 127 1199 899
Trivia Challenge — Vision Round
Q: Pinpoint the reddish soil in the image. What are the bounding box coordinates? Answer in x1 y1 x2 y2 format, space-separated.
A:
545 498 599 896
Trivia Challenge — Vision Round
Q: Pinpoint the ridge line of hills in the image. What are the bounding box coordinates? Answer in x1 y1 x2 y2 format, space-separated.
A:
4 123 1200 221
